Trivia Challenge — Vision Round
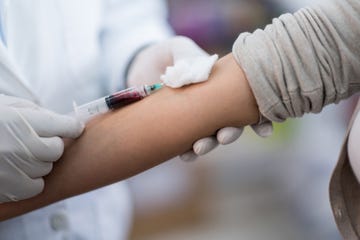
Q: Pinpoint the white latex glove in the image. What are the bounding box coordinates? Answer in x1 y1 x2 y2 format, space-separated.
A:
180 122 273 162
0 95 84 202
127 36 273 162
127 36 217 87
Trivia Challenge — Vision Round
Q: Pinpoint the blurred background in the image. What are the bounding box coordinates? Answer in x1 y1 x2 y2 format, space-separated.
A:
128 1 357 239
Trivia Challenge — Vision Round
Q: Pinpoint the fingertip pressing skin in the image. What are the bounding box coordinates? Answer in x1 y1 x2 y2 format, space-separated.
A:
217 127 244 145
193 137 218 155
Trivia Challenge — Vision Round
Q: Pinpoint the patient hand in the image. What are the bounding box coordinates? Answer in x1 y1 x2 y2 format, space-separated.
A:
127 36 272 161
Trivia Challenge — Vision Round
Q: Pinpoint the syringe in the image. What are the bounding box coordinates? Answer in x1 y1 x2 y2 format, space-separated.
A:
72 83 164 123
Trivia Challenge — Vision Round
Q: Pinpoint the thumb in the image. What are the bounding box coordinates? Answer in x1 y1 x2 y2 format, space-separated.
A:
17 108 85 138
217 127 244 145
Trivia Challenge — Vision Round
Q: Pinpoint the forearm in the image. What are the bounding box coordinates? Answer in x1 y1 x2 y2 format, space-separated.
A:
0 54 259 220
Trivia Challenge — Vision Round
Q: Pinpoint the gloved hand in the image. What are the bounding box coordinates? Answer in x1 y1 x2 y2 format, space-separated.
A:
181 122 273 162
127 36 217 87
127 36 273 162
0 95 84 202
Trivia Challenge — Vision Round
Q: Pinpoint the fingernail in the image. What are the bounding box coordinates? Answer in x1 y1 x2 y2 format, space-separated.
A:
194 143 210 155
194 139 217 155
218 134 231 145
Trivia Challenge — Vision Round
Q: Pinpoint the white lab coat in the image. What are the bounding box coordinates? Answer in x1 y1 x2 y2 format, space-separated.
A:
0 0 172 239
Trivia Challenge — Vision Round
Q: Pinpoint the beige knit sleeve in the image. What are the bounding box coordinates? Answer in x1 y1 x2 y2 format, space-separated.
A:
232 0 360 122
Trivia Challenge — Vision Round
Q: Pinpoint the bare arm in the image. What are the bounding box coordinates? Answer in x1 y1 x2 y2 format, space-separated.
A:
0 54 259 220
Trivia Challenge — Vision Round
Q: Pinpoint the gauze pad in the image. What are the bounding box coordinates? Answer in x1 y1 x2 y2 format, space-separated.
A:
161 54 218 88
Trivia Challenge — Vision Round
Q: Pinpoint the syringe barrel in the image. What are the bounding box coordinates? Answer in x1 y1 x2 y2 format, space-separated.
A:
105 86 146 109
72 83 163 123
74 97 110 123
